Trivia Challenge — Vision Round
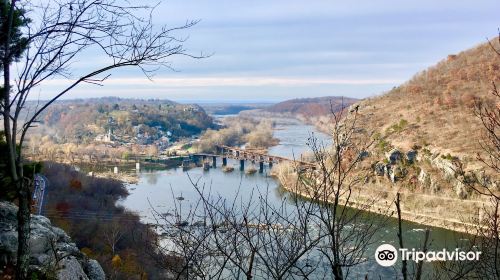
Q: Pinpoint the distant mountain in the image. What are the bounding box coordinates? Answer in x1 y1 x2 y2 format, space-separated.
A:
265 96 358 117
200 103 273 115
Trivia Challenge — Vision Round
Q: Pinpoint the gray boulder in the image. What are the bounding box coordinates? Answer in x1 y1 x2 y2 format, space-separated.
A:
57 257 89 280
0 201 105 280
84 259 106 280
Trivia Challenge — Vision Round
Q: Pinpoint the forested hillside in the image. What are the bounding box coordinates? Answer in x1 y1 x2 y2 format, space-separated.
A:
41 163 175 278
32 97 215 144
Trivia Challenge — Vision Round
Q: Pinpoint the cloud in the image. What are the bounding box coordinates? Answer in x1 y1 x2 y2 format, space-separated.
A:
43 76 402 88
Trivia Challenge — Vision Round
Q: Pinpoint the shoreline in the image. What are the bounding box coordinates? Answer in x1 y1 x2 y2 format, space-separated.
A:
271 170 483 234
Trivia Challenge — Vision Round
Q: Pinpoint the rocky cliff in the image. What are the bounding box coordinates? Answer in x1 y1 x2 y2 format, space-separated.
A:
0 201 105 280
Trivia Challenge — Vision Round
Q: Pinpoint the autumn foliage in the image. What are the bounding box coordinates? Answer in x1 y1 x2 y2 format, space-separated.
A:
41 163 170 279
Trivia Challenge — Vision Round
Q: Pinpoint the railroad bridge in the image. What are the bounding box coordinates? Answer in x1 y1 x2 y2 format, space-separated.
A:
192 145 316 173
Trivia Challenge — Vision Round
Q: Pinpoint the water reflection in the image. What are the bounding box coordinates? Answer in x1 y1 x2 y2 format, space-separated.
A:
120 119 466 279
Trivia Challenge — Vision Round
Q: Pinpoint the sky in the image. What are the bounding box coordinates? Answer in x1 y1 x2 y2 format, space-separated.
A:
35 0 500 102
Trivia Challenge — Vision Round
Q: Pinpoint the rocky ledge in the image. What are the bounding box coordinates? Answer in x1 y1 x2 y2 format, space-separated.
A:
0 201 105 280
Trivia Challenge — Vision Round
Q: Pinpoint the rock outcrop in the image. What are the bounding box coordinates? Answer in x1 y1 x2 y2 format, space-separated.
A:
431 157 458 180
385 149 402 164
406 150 417 163
0 201 105 280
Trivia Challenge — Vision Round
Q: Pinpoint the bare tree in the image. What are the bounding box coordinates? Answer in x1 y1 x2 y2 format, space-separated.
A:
150 174 322 279
436 33 500 280
149 103 392 280
395 193 408 280
297 105 387 279
0 0 202 278
102 220 125 256
395 192 436 280
465 33 500 279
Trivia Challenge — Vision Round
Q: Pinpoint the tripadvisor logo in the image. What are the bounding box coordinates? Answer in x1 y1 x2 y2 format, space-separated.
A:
375 244 398 267
375 244 481 267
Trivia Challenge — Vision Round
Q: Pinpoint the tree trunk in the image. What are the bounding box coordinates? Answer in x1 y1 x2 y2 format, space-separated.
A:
16 179 31 279
333 264 343 280
396 193 407 280
2 1 30 277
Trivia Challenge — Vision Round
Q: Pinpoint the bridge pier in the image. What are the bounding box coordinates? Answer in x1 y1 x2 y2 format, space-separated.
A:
214 145 316 172
212 156 217 168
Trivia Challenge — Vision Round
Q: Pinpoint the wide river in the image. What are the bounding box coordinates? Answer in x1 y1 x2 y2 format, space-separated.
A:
121 117 466 279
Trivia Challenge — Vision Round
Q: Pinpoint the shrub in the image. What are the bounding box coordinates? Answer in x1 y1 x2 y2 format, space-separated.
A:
440 153 458 161
377 139 390 152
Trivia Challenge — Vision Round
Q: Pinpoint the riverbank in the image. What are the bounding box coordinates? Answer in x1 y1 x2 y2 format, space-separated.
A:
272 164 484 234
92 171 140 184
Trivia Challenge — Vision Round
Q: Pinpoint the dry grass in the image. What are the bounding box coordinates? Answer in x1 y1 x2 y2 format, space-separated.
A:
351 39 500 174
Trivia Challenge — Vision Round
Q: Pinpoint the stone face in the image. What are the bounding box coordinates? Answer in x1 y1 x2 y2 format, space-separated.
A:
454 180 469 199
430 179 441 194
359 151 370 160
384 164 392 179
388 166 406 183
386 149 402 164
374 162 385 176
0 201 105 280
406 150 418 163
389 169 396 183
432 157 458 180
418 169 430 187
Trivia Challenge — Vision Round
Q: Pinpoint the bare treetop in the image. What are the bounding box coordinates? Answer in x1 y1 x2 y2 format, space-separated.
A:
2 0 205 153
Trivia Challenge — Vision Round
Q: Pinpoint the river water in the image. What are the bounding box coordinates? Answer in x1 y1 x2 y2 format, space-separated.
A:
121 117 466 279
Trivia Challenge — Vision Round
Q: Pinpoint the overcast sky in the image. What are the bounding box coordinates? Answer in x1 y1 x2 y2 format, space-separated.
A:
37 0 499 102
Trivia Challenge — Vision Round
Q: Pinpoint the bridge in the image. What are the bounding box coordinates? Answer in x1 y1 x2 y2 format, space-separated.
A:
191 145 316 173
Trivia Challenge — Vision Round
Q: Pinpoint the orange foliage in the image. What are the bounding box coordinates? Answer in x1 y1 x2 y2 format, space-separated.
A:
69 178 82 190
111 254 122 269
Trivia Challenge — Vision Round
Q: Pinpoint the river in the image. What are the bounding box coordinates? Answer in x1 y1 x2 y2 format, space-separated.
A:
121 117 466 279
